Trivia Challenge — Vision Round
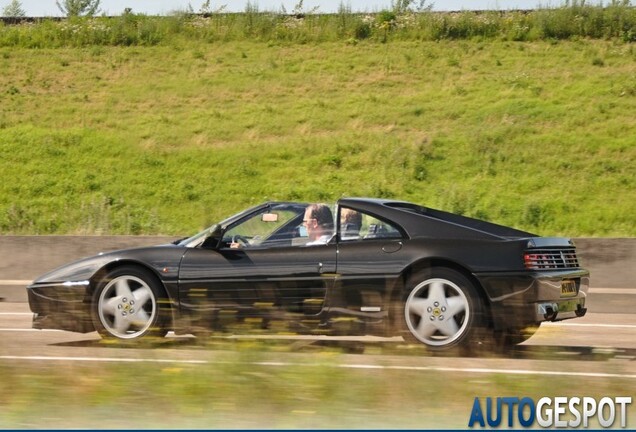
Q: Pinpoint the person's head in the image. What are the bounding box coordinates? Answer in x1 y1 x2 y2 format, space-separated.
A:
303 203 333 241
340 208 362 235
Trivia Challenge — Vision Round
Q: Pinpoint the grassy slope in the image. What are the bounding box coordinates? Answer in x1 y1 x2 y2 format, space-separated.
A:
0 39 634 236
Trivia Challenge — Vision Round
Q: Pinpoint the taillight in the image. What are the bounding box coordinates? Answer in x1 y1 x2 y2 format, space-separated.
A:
524 253 535 269
524 253 557 269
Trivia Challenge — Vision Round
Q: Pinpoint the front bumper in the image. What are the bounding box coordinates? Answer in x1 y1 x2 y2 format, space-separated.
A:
27 281 95 333
476 269 590 330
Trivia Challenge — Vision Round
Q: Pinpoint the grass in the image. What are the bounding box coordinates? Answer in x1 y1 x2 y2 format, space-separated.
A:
0 10 635 236
0 349 634 429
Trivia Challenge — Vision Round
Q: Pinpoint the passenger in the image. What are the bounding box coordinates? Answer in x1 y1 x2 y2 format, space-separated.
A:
340 208 362 239
303 203 334 245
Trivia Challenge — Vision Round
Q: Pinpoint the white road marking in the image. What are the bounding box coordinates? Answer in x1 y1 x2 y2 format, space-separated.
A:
0 355 206 364
590 288 636 295
1 355 635 379
543 322 636 329
0 321 618 337
1 320 636 333
345 365 636 380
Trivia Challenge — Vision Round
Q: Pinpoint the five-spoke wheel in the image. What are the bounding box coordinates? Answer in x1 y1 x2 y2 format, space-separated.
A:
91 266 168 340
402 268 484 350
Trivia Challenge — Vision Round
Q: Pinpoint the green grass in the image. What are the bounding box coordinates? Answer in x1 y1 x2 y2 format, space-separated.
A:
0 16 635 236
0 351 633 429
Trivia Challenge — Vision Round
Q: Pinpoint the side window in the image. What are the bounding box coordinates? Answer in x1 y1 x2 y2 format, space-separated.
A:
222 205 304 249
339 207 402 241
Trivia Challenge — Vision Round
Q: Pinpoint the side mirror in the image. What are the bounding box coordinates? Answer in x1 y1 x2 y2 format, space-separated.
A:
201 224 224 249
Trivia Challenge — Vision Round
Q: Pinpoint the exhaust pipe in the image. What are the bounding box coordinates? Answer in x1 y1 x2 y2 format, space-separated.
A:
538 302 559 321
543 306 558 321
575 305 587 317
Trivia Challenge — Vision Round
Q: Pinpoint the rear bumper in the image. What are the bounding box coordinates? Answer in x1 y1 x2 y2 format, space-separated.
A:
535 297 587 322
27 282 95 333
476 268 590 330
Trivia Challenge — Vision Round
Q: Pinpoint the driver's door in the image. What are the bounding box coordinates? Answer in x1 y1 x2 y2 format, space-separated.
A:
178 204 337 329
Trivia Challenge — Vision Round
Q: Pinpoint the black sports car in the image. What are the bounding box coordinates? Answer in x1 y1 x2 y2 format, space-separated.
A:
27 198 589 351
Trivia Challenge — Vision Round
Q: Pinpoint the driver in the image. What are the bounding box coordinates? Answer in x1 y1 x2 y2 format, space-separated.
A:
303 203 334 245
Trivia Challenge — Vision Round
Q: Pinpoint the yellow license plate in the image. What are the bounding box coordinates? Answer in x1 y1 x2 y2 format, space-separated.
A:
561 280 577 297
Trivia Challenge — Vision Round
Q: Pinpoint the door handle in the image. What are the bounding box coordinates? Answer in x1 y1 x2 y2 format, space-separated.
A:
382 241 403 254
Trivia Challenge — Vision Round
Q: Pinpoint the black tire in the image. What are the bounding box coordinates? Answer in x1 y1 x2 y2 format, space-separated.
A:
91 266 169 340
400 268 489 352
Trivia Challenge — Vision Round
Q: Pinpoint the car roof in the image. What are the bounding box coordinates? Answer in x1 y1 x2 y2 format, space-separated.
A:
336 197 534 240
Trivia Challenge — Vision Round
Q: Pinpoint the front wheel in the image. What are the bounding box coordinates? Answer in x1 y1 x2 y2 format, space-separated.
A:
402 268 488 351
91 266 169 340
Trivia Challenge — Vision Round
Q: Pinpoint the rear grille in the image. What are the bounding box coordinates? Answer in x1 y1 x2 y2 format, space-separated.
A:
524 248 580 269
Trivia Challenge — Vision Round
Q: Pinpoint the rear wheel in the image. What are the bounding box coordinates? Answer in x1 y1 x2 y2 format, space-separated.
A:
91 266 169 340
402 268 488 351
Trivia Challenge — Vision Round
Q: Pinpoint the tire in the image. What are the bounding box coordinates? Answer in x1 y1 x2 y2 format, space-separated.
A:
401 268 488 352
91 266 169 340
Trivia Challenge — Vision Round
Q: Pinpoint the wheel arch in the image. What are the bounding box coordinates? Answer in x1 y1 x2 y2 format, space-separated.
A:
87 260 175 329
391 257 493 328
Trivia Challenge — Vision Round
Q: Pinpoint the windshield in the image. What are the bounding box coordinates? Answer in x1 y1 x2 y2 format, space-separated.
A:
223 206 303 248
174 202 305 248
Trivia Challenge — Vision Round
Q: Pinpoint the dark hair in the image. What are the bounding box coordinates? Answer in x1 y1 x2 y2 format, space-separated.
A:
307 203 333 229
